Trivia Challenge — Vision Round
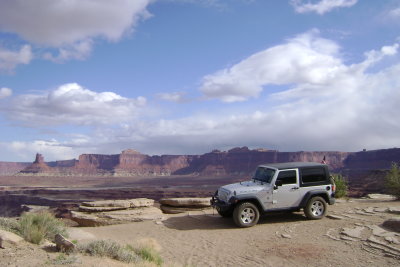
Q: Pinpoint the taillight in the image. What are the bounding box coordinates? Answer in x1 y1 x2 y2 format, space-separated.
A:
332 184 336 192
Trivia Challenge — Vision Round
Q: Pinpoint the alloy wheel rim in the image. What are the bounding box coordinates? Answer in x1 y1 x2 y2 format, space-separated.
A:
240 207 255 224
311 200 324 216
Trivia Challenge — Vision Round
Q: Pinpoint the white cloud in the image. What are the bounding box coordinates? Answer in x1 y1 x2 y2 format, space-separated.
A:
0 87 12 99
157 92 188 103
0 0 152 62
95 36 400 155
0 45 32 72
290 0 358 15
4 83 146 126
388 7 400 19
0 0 152 46
3 33 400 161
0 139 78 161
43 40 93 63
200 30 344 102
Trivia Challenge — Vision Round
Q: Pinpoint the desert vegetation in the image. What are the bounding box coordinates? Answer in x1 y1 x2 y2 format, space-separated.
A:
385 162 400 199
0 212 164 266
0 211 67 244
18 211 68 244
332 174 348 198
78 239 163 265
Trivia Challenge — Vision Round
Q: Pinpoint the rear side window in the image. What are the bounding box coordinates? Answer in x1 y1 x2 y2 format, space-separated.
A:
277 170 297 185
301 167 327 184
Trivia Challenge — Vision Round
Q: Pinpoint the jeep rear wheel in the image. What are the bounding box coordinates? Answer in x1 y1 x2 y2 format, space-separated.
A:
233 202 260 227
304 196 327 220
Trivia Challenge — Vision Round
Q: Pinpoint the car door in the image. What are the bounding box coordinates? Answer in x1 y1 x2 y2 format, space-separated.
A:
272 169 301 209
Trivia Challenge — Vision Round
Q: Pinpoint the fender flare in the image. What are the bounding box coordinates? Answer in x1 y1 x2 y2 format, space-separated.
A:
228 195 266 211
299 190 330 208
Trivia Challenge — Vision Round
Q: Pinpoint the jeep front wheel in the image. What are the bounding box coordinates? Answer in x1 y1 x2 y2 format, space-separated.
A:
217 207 233 217
233 202 260 227
304 196 327 220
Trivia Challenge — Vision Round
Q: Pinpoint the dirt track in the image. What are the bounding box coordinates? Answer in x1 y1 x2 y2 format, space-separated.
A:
1 198 399 267
81 198 400 267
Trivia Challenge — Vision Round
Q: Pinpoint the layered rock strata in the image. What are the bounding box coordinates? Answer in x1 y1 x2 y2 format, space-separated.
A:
71 198 164 226
159 197 212 214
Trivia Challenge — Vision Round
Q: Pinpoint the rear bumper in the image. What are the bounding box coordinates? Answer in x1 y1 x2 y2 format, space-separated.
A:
329 197 335 205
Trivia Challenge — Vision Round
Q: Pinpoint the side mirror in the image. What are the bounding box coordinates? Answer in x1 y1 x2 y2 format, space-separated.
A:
274 180 283 189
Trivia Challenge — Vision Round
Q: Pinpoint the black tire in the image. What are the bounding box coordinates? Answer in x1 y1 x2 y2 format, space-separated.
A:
217 207 233 217
304 196 327 220
233 202 260 227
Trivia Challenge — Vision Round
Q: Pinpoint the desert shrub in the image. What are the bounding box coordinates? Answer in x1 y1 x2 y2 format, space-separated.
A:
385 162 400 199
79 240 139 263
331 174 348 198
133 238 163 266
0 217 19 234
79 239 163 265
18 211 68 244
50 253 80 265
135 246 163 266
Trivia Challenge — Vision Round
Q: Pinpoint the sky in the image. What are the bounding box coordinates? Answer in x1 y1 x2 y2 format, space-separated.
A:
0 0 400 162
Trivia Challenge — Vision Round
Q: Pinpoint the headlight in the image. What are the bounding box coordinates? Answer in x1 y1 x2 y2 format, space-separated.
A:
218 188 231 202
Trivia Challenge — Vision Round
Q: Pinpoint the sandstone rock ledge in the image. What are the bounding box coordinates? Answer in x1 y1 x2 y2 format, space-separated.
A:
79 198 154 212
71 198 163 226
159 197 212 214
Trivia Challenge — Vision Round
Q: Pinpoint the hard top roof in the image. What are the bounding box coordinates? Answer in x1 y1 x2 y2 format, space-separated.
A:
258 162 325 170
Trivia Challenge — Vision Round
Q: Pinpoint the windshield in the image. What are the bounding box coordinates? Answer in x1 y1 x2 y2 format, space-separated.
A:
253 167 275 183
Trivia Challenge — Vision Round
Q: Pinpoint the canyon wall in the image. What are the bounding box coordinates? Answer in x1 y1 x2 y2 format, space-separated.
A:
8 147 400 179
0 162 30 175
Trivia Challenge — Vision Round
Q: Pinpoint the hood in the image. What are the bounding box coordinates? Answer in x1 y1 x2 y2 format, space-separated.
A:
220 180 270 195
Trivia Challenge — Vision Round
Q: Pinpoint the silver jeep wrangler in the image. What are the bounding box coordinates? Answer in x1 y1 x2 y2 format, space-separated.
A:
211 162 336 227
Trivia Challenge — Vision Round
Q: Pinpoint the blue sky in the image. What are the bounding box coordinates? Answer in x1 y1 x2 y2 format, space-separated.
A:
0 0 400 162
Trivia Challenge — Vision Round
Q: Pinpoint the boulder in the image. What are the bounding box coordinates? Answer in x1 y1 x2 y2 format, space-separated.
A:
160 205 208 214
71 207 164 227
0 229 23 248
159 197 211 208
388 207 400 215
382 218 400 233
54 234 76 253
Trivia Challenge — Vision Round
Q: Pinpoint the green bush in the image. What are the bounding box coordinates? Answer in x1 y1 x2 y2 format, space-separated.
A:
385 162 400 199
135 246 163 266
332 174 348 198
18 211 68 244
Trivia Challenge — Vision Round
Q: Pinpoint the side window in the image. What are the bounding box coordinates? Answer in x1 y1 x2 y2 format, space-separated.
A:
301 168 326 184
276 170 297 185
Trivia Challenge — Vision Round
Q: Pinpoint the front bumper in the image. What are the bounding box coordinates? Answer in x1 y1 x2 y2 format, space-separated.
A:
211 195 233 212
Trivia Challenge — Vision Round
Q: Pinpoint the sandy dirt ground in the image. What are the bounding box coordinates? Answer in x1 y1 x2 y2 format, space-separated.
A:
1 199 399 267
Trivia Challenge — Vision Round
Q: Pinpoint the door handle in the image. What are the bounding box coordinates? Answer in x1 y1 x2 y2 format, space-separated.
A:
292 186 299 190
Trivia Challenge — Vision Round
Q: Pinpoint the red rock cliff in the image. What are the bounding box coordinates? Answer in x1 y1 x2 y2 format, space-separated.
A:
13 147 400 178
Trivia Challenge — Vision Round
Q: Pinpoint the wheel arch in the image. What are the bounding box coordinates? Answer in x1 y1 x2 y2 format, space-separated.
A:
299 190 329 208
229 196 264 213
